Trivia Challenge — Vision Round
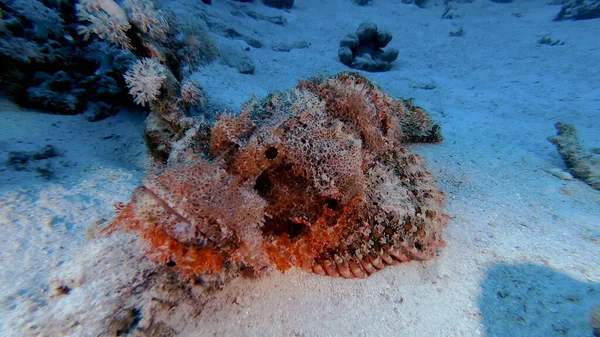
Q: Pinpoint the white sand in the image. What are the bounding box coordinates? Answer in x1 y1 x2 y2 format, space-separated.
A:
1 0 599 336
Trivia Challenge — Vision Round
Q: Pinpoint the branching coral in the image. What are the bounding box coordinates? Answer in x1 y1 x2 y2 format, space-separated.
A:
125 0 169 39
106 72 448 281
124 58 167 106
76 0 169 48
76 0 132 49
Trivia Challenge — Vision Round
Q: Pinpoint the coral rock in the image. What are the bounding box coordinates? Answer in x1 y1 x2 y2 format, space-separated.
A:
106 72 448 280
339 22 400 72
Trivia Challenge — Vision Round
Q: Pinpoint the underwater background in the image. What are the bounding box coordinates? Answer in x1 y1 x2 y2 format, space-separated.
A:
0 0 599 336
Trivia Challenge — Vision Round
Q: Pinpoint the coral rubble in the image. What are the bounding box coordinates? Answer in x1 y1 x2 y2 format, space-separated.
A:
548 122 600 190
106 72 448 281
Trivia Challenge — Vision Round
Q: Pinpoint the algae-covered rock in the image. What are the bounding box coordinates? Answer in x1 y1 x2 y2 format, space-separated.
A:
548 122 600 190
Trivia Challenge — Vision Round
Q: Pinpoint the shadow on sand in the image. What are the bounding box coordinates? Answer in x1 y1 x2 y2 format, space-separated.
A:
480 263 599 337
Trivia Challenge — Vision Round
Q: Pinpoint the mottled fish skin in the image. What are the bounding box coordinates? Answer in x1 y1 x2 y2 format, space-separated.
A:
107 72 448 281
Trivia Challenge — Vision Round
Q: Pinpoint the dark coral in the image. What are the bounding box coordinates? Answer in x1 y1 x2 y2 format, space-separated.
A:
353 0 373 6
0 0 132 114
554 0 600 21
262 0 294 9
338 22 399 72
106 72 448 281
